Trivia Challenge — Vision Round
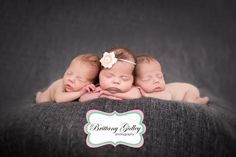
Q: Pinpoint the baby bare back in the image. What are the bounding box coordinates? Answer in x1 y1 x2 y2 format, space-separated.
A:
166 82 200 101
36 79 63 103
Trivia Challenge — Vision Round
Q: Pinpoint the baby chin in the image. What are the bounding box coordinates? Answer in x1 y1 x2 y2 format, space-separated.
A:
64 85 75 92
106 87 122 94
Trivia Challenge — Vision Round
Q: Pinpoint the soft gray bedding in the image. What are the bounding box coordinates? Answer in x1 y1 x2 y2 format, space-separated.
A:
0 98 235 157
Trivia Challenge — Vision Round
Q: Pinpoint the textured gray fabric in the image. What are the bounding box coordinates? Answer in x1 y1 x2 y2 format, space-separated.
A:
0 98 235 157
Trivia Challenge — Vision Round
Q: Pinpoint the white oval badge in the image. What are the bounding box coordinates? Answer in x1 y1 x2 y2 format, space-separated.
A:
84 110 146 148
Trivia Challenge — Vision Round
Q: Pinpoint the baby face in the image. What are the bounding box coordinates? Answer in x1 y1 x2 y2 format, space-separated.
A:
63 61 92 92
99 61 134 93
135 61 166 93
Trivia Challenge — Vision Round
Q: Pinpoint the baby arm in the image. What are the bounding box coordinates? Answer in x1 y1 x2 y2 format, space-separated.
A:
101 86 142 100
54 84 96 103
138 87 172 100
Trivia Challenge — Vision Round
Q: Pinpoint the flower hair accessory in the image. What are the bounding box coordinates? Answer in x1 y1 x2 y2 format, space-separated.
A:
100 52 117 69
100 52 136 69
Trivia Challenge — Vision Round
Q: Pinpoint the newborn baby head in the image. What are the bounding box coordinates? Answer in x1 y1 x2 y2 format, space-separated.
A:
63 54 100 92
99 48 136 93
135 56 166 93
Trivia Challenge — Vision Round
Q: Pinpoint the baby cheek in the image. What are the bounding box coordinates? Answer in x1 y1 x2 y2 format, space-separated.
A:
119 82 131 92
145 85 154 92
100 76 111 85
101 80 111 89
74 81 85 89
138 80 147 87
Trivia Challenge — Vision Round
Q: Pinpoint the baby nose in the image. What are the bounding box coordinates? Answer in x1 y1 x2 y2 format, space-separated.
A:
153 78 160 84
112 77 120 84
69 76 76 83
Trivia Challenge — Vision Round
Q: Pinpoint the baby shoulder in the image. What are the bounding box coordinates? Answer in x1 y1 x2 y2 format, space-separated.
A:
129 86 142 97
51 79 63 88
167 82 196 89
131 86 142 93
48 79 64 93
131 86 140 91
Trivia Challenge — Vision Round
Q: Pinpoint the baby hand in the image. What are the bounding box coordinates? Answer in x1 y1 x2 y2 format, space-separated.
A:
99 90 122 100
81 84 96 94
137 87 148 97
100 94 122 100
94 86 102 92
99 90 112 95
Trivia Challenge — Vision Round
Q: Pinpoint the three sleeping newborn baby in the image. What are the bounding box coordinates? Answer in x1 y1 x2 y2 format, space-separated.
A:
36 48 209 104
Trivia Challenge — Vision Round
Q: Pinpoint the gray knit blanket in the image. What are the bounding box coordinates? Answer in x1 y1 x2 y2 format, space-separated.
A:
0 98 235 157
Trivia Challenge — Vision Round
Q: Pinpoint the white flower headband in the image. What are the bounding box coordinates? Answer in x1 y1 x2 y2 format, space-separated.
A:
100 51 136 69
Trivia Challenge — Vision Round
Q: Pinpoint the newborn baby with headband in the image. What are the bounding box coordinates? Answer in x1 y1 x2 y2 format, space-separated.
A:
79 48 141 102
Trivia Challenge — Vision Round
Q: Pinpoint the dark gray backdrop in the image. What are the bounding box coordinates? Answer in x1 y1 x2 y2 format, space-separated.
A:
0 0 235 110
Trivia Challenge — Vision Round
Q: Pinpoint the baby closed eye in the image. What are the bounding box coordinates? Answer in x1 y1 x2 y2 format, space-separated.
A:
67 71 73 75
141 76 152 81
120 76 130 81
105 73 114 78
75 76 87 83
156 74 163 79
